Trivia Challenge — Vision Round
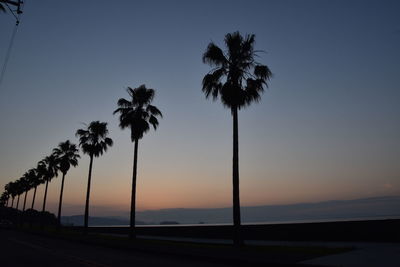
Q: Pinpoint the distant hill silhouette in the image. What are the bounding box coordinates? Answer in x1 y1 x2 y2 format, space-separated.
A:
133 196 400 224
61 215 146 226
61 196 400 226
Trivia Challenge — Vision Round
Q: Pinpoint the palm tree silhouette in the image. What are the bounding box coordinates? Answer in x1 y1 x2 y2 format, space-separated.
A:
4 182 14 207
76 121 113 232
52 140 80 226
28 168 41 210
114 85 162 239
21 170 33 211
15 179 22 210
38 155 59 213
202 32 272 246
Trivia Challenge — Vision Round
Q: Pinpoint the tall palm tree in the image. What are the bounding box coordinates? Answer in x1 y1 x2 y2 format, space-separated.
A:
38 155 59 213
20 173 31 211
114 85 162 239
202 32 272 246
27 168 41 210
52 140 80 226
76 121 113 232
15 179 23 210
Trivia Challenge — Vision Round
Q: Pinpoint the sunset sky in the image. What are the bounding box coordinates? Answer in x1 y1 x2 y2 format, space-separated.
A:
0 0 399 216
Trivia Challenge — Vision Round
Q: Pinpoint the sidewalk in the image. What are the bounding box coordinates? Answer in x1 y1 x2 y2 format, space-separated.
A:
301 242 400 267
100 233 400 266
138 235 400 266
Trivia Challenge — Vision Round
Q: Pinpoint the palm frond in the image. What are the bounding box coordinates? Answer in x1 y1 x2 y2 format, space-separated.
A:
146 105 163 117
202 43 227 66
254 64 272 82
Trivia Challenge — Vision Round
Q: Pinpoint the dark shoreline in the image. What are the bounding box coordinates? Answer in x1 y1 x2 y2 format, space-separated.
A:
81 218 400 242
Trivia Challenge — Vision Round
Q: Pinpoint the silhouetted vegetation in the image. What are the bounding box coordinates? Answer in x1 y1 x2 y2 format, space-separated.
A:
114 85 162 239
76 121 113 233
1 31 275 249
0 206 57 227
38 154 59 213
202 32 272 246
52 140 80 226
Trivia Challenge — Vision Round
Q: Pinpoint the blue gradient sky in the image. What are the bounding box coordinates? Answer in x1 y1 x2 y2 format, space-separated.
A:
0 0 399 216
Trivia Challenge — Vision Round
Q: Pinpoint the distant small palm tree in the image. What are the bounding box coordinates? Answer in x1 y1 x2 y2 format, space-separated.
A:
21 169 37 211
27 168 41 210
76 121 113 232
15 179 23 210
20 173 31 211
53 140 80 226
38 155 59 212
114 85 162 239
202 32 272 246
4 182 13 207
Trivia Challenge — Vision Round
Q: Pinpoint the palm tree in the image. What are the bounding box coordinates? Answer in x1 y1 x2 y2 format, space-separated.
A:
52 140 80 226
4 182 13 207
202 32 272 246
0 192 8 206
76 121 113 232
113 85 162 239
15 179 23 210
38 154 59 213
6 181 17 208
27 168 41 210
20 173 31 211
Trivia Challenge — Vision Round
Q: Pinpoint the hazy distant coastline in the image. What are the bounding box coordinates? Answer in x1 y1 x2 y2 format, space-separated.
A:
62 196 400 226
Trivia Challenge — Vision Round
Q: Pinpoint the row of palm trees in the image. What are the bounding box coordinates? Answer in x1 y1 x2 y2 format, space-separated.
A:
1 32 271 246
1 85 161 237
1 140 79 224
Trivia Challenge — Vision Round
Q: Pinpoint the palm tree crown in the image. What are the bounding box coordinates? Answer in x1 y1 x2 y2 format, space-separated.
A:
202 31 272 110
53 140 80 175
113 85 162 141
76 121 113 157
38 155 59 182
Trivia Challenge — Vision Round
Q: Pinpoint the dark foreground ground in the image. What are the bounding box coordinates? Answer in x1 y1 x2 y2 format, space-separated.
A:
87 219 400 242
0 228 345 267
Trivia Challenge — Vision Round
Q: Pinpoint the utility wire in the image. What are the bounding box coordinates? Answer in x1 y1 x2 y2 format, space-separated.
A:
0 1 24 88
4 2 19 22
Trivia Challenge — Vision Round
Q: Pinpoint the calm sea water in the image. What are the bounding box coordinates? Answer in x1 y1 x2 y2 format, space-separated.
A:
91 214 400 228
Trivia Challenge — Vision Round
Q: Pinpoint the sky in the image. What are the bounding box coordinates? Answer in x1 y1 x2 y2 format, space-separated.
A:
0 0 399 217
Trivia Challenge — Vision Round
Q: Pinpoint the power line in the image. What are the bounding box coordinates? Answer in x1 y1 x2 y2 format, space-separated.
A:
0 22 19 87
0 0 24 88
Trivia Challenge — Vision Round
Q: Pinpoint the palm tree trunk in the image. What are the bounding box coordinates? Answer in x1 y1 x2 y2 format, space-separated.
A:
232 106 242 247
22 190 28 211
130 139 139 240
42 180 49 212
31 186 37 210
57 173 66 227
84 155 94 233
16 195 20 210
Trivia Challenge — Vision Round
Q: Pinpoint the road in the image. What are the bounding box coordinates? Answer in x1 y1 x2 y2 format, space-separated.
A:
0 229 247 267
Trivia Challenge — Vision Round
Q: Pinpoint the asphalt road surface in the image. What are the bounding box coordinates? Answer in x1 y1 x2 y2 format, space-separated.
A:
0 229 245 267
